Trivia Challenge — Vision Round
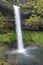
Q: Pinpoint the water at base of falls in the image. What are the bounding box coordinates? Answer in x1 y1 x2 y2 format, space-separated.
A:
4 46 43 65
17 49 25 53
5 46 38 55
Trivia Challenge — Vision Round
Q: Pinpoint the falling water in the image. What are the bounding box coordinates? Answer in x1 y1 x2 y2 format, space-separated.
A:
13 5 25 53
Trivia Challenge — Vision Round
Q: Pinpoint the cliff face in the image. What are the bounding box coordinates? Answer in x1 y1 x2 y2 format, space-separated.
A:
0 0 13 10
0 0 43 31
0 0 25 19
0 0 14 20
0 0 34 20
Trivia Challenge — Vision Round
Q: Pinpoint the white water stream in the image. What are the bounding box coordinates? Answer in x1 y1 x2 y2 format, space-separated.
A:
13 5 25 53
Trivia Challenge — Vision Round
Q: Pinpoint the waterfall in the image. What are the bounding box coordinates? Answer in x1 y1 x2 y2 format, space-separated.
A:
13 5 25 53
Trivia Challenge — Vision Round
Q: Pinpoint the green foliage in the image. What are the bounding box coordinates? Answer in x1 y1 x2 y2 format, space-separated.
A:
23 31 34 45
0 53 8 65
18 0 43 16
25 14 40 25
34 0 43 16
17 2 33 8
0 12 5 20
0 32 16 43
0 22 14 33
0 32 43 46
23 31 43 46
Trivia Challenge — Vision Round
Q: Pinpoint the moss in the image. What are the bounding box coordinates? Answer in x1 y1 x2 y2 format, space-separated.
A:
23 31 43 46
0 32 16 43
0 32 43 46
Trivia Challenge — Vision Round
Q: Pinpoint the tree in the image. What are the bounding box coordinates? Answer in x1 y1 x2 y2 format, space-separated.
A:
32 0 43 16
25 14 40 25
